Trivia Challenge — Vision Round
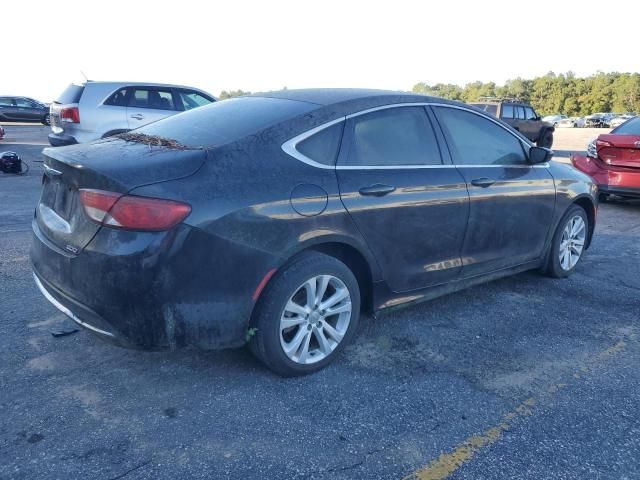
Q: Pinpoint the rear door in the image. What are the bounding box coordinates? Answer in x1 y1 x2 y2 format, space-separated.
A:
126 87 179 129
433 105 556 277
336 105 469 292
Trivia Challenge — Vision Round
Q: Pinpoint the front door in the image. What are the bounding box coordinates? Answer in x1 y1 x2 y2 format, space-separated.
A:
336 106 469 292
433 105 556 277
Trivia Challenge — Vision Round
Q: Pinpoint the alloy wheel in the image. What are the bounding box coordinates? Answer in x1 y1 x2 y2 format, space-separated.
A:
279 275 352 365
559 215 586 271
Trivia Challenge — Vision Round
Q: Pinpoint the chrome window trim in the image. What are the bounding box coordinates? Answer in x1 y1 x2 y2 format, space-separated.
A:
33 273 115 338
281 102 546 170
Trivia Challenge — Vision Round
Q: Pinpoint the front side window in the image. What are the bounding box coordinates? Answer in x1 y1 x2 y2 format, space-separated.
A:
296 122 344 166
435 107 527 166
129 88 175 110
342 107 441 167
0 97 13 106
178 90 213 111
525 107 536 120
501 104 515 119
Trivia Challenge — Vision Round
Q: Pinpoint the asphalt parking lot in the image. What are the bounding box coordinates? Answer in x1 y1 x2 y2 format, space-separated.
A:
1 125 639 480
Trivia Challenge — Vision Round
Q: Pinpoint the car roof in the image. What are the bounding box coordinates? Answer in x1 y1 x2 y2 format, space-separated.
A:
81 81 211 92
249 88 459 112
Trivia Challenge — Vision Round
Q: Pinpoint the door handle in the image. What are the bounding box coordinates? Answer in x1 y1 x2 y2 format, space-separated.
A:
358 184 396 197
130 114 144 120
470 177 495 188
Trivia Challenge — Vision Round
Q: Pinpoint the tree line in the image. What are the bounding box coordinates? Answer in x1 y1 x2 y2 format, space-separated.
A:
412 72 640 116
218 72 640 116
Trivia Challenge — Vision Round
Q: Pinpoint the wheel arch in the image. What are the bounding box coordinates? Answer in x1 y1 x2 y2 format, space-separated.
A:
101 129 130 139
572 195 596 249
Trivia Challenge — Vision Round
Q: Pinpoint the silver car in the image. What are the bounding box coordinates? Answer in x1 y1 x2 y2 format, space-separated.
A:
48 82 215 146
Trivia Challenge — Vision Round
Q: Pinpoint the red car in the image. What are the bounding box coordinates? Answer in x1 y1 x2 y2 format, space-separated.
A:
572 116 640 199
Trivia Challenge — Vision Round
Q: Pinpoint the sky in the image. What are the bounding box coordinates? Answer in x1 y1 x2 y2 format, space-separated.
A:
5 0 639 102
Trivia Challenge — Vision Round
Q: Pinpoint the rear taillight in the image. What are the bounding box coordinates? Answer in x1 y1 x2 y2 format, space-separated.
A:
79 189 191 231
586 140 597 158
60 107 80 123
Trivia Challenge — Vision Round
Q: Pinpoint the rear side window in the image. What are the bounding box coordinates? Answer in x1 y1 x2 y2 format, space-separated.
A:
138 96 317 148
129 88 175 110
178 90 213 111
470 104 498 116
296 122 344 166
56 84 84 104
613 117 640 135
342 107 442 167
435 107 527 165
104 88 129 106
501 104 515 119
516 106 526 120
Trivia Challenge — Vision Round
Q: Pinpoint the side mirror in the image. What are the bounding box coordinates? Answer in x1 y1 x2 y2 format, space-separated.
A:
529 146 553 164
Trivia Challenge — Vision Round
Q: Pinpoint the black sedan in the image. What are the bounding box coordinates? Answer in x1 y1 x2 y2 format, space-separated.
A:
31 89 598 376
0 96 50 125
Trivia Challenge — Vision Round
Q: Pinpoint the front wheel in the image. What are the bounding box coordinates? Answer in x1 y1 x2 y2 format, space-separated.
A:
249 252 361 376
543 205 588 278
537 129 554 149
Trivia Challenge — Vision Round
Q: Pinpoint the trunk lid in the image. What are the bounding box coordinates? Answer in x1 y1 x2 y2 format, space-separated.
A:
597 134 640 169
36 139 206 253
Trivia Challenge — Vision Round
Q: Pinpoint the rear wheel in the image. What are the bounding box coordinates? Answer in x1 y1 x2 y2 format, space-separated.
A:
543 205 588 278
249 253 360 376
537 129 553 148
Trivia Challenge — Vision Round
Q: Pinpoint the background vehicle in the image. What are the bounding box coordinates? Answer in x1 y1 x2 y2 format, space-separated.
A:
609 114 636 129
48 81 216 146
556 116 585 128
469 98 554 148
572 116 640 199
32 89 597 376
0 125 4 140
542 114 568 125
0 96 50 125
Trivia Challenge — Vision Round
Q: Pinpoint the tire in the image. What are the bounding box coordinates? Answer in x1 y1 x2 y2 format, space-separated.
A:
537 129 554 149
249 252 361 376
543 205 589 278
42 114 50 126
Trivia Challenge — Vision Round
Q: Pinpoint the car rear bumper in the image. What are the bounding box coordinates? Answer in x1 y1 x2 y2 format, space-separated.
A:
571 155 640 197
30 219 263 350
48 133 78 147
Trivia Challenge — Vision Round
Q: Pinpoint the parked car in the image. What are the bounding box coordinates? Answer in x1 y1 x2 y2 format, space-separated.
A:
608 114 636 129
556 116 585 128
468 99 554 147
542 114 568 125
0 96 50 125
32 89 597 376
0 124 4 140
572 116 640 199
48 82 216 146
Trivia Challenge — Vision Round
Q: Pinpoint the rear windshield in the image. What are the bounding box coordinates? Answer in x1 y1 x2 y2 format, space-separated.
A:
612 117 640 135
469 104 498 116
137 96 317 148
56 84 85 104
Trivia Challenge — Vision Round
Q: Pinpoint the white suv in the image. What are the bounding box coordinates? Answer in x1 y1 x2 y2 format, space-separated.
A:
48 82 215 146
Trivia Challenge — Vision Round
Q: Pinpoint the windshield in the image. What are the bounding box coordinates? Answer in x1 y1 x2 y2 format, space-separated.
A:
612 117 640 135
137 96 317 148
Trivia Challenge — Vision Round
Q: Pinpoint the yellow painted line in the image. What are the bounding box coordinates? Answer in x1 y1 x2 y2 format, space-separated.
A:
403 336 632 480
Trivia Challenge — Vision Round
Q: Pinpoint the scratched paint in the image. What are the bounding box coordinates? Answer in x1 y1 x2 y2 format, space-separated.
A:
403 335 633 480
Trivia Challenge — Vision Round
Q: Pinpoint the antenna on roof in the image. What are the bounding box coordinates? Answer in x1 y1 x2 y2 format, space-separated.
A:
80 70 90 82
